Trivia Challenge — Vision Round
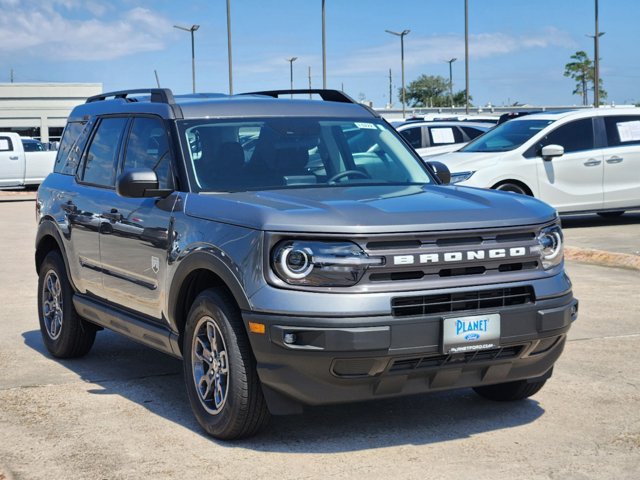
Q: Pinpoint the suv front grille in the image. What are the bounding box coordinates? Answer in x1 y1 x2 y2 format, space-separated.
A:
391 286 535 317
389 345 523 372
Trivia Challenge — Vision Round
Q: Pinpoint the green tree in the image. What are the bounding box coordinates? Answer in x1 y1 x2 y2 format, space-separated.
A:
402 74 469 108
564 51 607 105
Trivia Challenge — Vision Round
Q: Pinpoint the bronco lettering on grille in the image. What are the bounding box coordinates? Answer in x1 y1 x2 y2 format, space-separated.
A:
393 247 528 265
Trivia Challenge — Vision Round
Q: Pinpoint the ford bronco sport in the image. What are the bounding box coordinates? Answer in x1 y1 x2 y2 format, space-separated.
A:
35 88 578 439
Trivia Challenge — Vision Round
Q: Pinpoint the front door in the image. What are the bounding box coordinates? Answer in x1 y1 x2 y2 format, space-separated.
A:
98 116 177 320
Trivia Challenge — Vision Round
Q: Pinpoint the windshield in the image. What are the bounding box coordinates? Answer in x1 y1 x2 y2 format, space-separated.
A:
461 119 555 153
178 117 433 192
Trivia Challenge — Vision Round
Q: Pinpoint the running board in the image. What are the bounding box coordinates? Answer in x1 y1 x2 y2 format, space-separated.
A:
73 295 181 358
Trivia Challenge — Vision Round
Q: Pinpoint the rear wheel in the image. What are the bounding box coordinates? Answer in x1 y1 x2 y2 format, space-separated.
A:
37 251 96 358
597 211 625 218
473 378 547 401
183 288 270 439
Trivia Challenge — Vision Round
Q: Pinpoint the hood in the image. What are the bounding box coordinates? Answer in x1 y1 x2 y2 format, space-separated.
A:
434 150 507 172
184 185 556 234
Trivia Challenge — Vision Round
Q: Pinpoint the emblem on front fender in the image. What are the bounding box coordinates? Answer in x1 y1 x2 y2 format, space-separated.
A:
151 256 160 274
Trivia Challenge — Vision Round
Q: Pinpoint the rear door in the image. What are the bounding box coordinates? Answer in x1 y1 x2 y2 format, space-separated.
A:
98 115 177 320
0 135 23 186
532 117 604 212
601 114 640 209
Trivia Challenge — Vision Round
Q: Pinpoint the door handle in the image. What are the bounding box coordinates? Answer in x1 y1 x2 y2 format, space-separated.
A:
606 156 623 164
102 209 122 222
9 155 19 160
583 159 602 167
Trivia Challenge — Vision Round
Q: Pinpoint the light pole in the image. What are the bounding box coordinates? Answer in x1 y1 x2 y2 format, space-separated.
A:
385 29 410 118
174 24 200 93
226 0 233 94
446 58 457 107
322 0 327 89
287 57 298 98
464 0 469 114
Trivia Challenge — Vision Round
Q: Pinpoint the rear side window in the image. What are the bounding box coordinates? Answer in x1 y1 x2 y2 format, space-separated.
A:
0 136 13 151
428 127 462 145
399 127 422 148
81 117 128 187
461 126 486 140
604 115 640 147
122 117 174 190
54 122 89 175
534 118 595 155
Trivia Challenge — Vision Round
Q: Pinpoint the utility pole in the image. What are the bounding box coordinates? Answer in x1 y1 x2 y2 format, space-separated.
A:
593 0 603 107
464 0 469 114
308 66 312 98
388 69 393 108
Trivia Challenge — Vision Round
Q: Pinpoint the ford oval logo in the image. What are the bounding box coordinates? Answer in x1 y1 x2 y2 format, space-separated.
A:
465 333 480 341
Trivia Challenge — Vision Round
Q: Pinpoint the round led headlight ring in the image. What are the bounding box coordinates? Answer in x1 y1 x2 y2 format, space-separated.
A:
279 246 314 279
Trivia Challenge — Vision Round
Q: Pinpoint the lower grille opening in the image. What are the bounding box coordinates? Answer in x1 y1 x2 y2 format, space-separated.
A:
392 286 535 317
389 345 523 372
439 266 486 277
498 261 538 272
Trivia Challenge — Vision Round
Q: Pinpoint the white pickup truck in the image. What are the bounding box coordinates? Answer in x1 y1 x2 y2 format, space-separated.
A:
0 133 56 188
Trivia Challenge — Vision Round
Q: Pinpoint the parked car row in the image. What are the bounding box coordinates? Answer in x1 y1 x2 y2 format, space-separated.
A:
392 108 640 216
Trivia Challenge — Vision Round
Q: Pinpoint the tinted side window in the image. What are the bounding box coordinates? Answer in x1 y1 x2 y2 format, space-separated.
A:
123 117 173 189
428 127 462 145
0 136 13 151
81 117 128 187
537 118 594 154
461 126 486 140
54 121 89 175
399 127 422 148
604 115 640 147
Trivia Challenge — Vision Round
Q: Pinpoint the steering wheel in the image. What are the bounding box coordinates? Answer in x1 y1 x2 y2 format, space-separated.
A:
328 170 370 184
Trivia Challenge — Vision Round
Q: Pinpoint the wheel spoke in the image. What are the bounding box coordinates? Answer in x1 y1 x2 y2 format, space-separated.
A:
214 377 225 408
206 322 217 352
194 337 213 364
219 351 229 374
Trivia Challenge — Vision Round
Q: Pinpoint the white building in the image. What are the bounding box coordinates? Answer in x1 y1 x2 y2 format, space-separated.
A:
0 83 102 143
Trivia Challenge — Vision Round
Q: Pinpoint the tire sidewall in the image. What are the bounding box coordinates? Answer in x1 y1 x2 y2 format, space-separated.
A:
182 290 250 437
37 251 79 357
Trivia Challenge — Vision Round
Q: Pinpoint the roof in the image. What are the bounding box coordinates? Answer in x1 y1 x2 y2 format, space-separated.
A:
67 88 377 122
510 107 640 122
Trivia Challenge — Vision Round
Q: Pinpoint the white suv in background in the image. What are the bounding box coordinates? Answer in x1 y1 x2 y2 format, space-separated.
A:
394 121 491 158
436 108 640 216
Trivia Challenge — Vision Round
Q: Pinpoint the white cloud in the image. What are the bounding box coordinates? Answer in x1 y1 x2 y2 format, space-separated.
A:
0 0 172 60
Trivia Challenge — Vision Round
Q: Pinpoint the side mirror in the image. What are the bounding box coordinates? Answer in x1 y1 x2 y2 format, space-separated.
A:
541 144 564 161
116 168 171 198
427 161 451 184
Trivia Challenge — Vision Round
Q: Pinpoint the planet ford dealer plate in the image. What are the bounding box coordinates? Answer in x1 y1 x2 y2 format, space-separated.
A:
442 313 501 354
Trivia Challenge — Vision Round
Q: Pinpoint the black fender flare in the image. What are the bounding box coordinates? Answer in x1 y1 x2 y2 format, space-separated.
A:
35 219 78 291
168 250 252 329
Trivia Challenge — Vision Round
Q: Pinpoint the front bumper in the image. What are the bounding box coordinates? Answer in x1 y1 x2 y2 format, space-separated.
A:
243 291 578 413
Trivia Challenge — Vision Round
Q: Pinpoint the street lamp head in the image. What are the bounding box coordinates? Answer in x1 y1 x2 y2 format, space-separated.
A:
287 57 298 63
448 58 457 63
174 24 200 32
402 29 410 36
385 29 410 37
191 24 200 32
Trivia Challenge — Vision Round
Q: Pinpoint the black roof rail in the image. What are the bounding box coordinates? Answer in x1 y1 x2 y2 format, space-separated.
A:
86 88 176 105
242 89 357 104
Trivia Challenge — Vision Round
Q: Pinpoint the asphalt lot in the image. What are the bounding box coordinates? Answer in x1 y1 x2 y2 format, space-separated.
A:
0 197 638 480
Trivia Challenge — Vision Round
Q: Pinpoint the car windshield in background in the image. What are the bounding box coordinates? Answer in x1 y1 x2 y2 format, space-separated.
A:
179 117 432 192
22 139 47 152
461 119 555 153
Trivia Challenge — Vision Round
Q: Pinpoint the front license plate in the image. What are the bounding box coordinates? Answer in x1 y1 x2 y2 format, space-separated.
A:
442 313 500 354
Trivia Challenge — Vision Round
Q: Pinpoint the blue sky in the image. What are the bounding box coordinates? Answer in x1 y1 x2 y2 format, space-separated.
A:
0 0 638 107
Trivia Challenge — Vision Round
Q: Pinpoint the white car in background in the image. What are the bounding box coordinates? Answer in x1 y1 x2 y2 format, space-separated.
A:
394 121 492 158
437 108 640 216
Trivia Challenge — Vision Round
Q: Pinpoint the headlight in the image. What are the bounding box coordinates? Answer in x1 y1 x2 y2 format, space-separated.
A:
272 241 384 287
449 171 475 184
532 224 563 269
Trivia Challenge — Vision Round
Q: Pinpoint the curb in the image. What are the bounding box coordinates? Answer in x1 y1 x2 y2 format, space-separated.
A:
565 246 640 271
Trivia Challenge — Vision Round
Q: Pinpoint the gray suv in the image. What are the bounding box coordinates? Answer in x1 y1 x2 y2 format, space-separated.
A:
35 88 578 439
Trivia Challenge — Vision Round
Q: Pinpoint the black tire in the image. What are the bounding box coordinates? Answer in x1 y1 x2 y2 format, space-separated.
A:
37 251 96 358
494 182 529 195
183 288 270 440
473 378 547 401
597 211 625 218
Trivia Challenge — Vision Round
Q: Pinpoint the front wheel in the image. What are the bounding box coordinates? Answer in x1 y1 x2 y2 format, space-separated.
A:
37 251 96 358
183 289 270 439
473 378 547 401
493 182 529 195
